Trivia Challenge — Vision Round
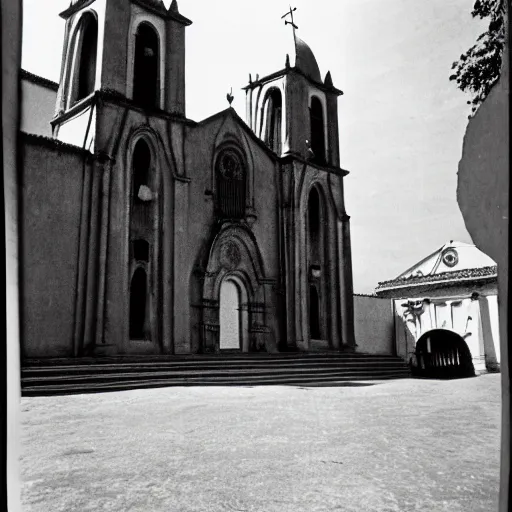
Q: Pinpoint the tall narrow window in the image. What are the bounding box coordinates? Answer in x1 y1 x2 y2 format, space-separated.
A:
132 139 151 204
130 267 147 339
133 23 159 108
68 13 98 106
309 285 321 339
310 96 326 165
263 89 282 154
216 149 246 219
308 187 321 264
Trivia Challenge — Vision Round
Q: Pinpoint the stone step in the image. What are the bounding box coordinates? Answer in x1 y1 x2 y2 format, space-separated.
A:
23 355 405 366
21 352 411 396
22 360 408 376
23 366 410 385
22 372 411 396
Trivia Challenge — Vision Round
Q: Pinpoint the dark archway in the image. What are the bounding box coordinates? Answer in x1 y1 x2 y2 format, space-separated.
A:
133 23 159 108
310 96 326 165
307 186 326 341
415 329 475 378
309 285 321 339
129 267 147 340
264 88 282 154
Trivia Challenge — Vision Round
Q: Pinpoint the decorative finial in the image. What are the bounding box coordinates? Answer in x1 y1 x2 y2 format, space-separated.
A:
285 54 290 68
226 87 234 106
249 73 252 84
281 5 298 31
255 74 259 81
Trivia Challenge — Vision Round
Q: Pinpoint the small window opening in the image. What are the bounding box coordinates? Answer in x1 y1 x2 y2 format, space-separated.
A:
129 267 148 340
133 240 150 262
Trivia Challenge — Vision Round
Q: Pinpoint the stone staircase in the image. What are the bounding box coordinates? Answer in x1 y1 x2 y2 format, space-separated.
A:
21 353 411 396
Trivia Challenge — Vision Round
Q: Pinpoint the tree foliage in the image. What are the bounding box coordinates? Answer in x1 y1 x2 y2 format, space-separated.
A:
449 0 507 116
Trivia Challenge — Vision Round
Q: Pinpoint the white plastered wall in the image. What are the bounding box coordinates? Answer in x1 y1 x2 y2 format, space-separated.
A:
393 291 501 372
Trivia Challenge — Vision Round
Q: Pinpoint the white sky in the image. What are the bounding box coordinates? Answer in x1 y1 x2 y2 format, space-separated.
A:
21 0 486 293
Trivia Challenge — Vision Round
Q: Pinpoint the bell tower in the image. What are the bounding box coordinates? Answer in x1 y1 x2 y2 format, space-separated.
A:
243 8 343 166
52 0 191 146
245 9 356 351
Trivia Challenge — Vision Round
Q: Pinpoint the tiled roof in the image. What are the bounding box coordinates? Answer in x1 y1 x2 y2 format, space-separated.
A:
20 69 59 91
21 132 93 157
376 265 498 291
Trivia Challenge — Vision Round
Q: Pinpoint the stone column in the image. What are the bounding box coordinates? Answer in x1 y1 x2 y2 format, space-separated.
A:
466 295 486 373
338 215 356 348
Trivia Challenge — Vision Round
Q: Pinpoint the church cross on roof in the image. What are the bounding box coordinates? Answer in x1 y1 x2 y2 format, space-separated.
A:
281 6 298 31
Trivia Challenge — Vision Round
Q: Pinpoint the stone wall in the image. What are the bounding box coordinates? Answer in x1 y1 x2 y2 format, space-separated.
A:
353 294 394 355
20 73 57 137
456 19 509 510
20 135 92 358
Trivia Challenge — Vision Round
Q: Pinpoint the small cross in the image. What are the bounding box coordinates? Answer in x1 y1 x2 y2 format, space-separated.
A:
281 5 298 31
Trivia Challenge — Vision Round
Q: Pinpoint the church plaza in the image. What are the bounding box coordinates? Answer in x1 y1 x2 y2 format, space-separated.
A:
20 375 500 512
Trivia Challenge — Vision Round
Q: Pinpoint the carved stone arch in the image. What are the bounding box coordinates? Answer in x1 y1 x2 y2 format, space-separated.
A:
200 224 270 353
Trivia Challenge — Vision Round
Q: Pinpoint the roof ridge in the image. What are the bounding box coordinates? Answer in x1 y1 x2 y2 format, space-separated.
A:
376 265 498 290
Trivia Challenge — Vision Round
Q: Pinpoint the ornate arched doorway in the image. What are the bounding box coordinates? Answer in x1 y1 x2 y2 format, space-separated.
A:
415 329 475 378
200 225 271 353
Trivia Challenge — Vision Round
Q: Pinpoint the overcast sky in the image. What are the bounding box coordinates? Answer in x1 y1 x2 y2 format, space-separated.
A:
21 0 485 293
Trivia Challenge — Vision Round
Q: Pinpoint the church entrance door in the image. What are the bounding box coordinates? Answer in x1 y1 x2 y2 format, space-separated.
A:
219 279 242 350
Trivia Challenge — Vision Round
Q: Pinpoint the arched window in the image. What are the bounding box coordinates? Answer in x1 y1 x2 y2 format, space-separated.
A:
132 139 151 204
309 96 326 165
133 23 159 108
68 12 98 106
130 267 148 340
216 149 246 219
263 89 282 154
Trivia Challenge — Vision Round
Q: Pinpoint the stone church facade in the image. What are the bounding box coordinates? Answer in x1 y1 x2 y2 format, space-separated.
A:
20 0 355 359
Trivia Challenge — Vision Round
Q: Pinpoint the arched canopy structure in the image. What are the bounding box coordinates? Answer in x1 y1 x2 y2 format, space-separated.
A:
415 329 475 378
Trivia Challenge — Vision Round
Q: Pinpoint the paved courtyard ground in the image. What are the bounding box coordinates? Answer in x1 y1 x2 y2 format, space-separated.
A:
20 375 501 511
